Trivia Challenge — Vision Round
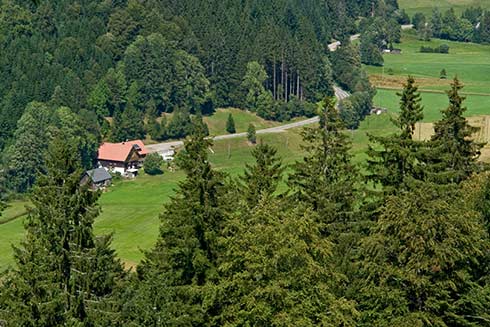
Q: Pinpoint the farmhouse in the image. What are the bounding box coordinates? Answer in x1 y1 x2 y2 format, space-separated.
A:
81 168 112 190
97 140 148 176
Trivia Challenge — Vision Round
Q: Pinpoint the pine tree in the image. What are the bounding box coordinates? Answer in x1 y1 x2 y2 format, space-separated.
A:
288 97 359 235
226 113 236 134
357 181 490 326
217 199 359 326
240 143 284 207
247 123 256 144
426 77 483 184
395 76 424 139
0 137 125 326
122 124 230 325
110 104 145 142
367 76 425 194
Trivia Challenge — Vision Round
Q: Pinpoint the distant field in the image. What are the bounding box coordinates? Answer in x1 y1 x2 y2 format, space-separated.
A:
399 0 490 16
367 31 490 122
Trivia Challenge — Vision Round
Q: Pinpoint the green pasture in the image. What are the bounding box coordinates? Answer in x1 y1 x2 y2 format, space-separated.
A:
374 89 490 122
366 31 490 94
204 108 280 136
399 0 490 17
367 31 490 121
0 114 398 270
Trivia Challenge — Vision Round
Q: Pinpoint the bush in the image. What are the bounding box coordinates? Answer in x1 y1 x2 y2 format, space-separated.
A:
226 113 236 134
247 123 256 144
420 45 449 54
144 153 164 175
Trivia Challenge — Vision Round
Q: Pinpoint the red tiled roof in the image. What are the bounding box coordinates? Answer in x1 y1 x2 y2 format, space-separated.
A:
98 140 148 162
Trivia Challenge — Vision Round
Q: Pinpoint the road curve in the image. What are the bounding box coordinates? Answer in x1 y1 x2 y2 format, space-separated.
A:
146 86 350 153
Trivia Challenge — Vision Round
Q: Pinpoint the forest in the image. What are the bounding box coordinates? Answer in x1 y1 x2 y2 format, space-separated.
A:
2 76 490 326
3 0 490 325
0 0 399 194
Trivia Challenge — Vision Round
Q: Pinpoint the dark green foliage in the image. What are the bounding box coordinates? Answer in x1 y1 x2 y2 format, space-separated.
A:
396 76 424 139
110 105 145 142
367 76 424 194
0 137 125 326
357 181 490 326
122 127 229 325
440 68 448 79
412 12 426 30
420 44 450 53
247 123 256 144
226 113 236 134
426 77 484 184
217 199 359 326
240 143 284 207
144 153 164 175
166 108 193 139
289 97 359 234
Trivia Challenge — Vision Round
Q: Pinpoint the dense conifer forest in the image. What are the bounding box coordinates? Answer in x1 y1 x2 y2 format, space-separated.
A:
2 0 490 326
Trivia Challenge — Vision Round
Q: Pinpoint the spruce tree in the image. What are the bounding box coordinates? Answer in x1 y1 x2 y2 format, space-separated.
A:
217 199 358 326
122 123 230 325
288 97 359 235
247 123 256 144
396 76 424 139
367 76 425 194
426 77 483 184
357 181 490 326
0 137 125 326
240 143 284 207
226 113 236 134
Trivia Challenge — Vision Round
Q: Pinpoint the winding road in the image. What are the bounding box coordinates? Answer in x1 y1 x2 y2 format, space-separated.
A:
146 86 350 153
147 24 415 153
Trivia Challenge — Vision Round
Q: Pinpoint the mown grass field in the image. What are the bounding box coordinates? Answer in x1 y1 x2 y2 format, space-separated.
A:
367 30 490 122
399 0 490 17
204 108 281 136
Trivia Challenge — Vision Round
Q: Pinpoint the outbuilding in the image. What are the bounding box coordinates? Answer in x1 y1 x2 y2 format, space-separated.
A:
81 168 112 190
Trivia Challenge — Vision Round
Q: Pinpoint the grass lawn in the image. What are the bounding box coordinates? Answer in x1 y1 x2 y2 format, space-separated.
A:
399 0 490 17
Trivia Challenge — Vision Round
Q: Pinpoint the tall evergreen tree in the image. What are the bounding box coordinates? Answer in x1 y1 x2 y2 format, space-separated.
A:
426 77 484 184
367 76 425 194
122 124 230 325
217 199 359 326
247 123 256 144
357 181 490 326
289 97 359 235
0 137 125 326
240 143 284 207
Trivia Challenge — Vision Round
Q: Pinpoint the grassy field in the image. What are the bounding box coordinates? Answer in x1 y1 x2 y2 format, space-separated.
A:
398 0 490 17
0 114 397 270
204 108 281 136
367 31 490 122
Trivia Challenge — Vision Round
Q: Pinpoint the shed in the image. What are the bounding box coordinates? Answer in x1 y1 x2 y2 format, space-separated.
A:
82 168 112 190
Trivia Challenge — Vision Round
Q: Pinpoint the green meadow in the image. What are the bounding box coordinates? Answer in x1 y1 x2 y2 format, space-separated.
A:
398 0 490 17
368 31 490 122
0 114 396 270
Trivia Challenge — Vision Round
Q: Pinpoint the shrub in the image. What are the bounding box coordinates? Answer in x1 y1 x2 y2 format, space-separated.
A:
247 123 256 144
144 153 164 175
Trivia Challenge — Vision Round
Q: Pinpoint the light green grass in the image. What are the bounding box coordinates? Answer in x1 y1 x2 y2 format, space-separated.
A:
399 0 490 17
204 108 280 136
374 89 490 122
368 31 490 122
366 31 490 94
0 117 400 271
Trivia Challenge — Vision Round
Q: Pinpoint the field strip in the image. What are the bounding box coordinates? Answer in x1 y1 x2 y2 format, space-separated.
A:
376 86 490 97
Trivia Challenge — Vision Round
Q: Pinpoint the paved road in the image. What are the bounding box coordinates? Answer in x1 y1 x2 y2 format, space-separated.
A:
328 24 413 51
146 86 350 153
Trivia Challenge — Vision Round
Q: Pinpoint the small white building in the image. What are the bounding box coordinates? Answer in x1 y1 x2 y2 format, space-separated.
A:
160 149 175 162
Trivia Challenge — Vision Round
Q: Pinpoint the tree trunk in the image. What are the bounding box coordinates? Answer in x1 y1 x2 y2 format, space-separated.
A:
273 57 277 100
285 67 288 103
297 72 300 97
